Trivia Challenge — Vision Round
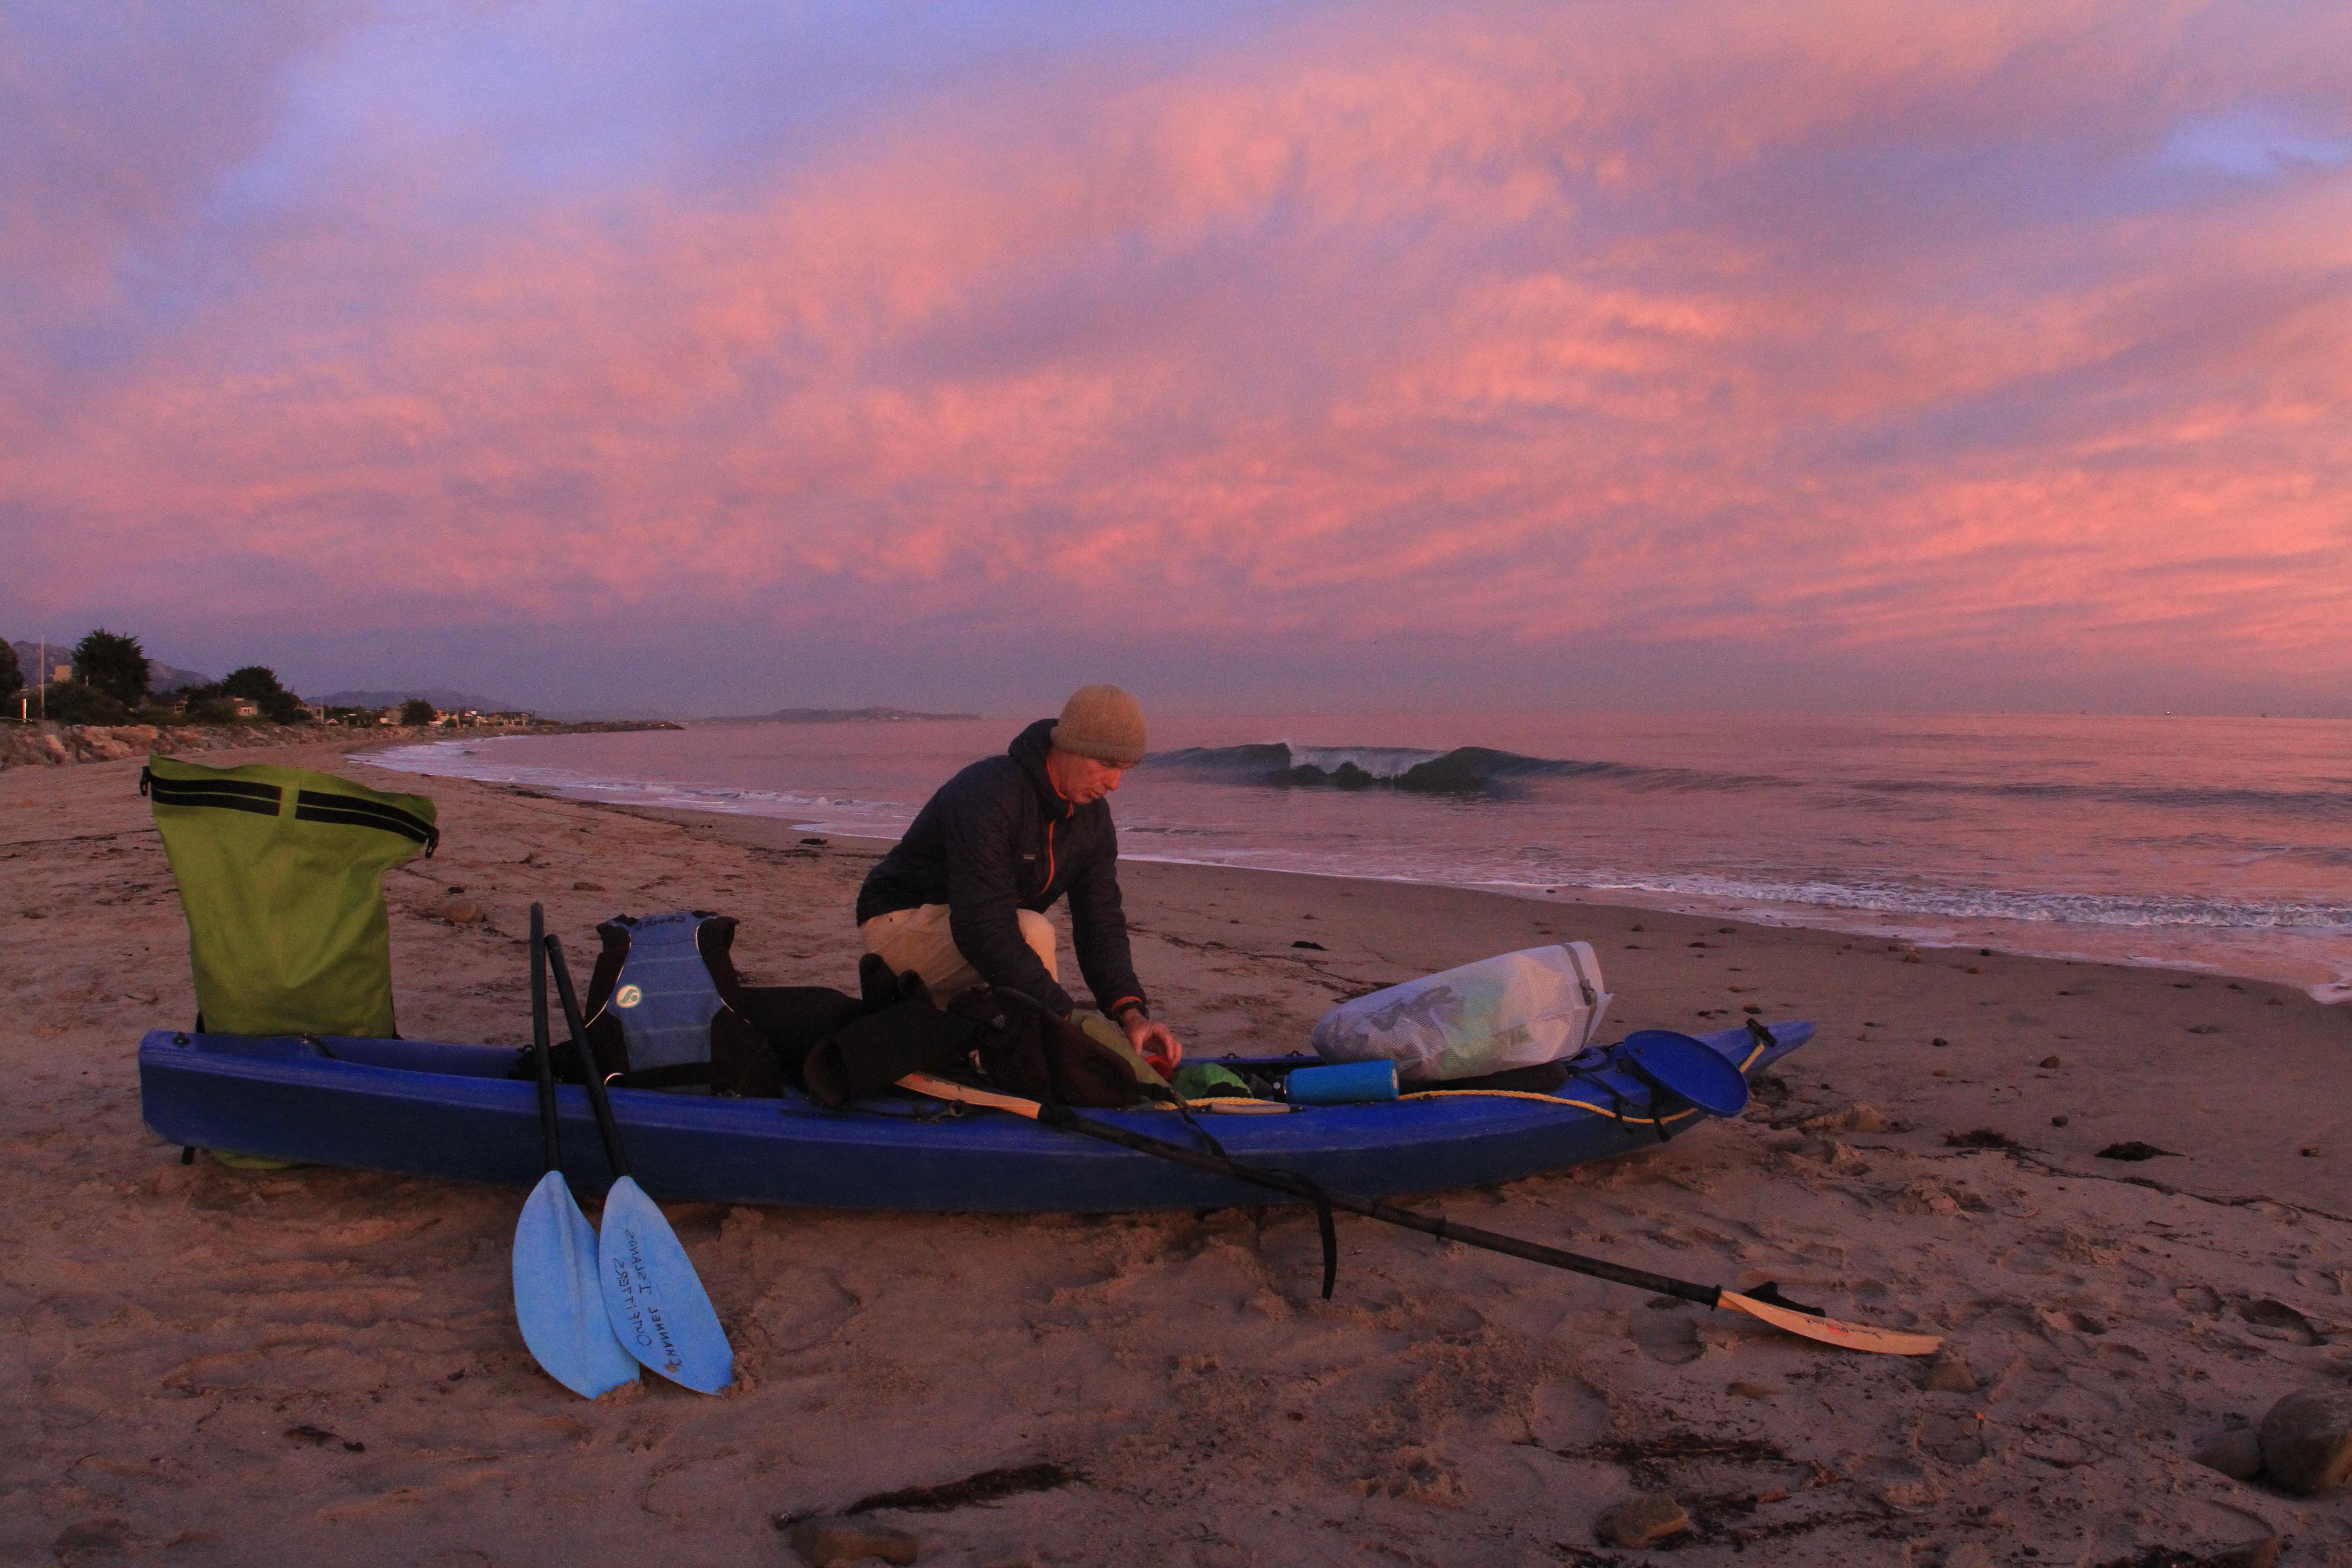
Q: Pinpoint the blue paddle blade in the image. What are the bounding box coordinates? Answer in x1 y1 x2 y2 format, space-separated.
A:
598 1176 734 1394
1621 1030 1752 1117
514 1171 639 1398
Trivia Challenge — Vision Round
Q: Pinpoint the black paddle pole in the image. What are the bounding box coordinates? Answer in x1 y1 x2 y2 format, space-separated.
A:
545 933 631 1183
1034 1102 1721 1308
530 905 561 1173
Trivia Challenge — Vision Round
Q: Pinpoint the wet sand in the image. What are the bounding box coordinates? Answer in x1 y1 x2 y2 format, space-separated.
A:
5 739 2347 1566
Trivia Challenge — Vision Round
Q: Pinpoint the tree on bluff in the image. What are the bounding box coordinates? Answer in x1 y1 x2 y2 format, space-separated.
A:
0 640 20 701
220 666 308 724
73 630 149 708
398 698 438 726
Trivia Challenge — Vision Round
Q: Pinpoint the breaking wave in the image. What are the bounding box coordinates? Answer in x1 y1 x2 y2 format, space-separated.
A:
1147 741 2352 818
1146 742 1626 794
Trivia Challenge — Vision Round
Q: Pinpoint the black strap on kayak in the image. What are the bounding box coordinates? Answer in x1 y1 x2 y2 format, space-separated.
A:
1617 1057 1679 1145
1033 1101 1710 1308
1036 1102 1341 1298
980 987 1323 1289
1747 1018 1778 1053
1309 1190 1338 1300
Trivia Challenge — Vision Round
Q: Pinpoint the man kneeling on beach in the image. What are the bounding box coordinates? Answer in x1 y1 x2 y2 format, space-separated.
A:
855 685 1185 1081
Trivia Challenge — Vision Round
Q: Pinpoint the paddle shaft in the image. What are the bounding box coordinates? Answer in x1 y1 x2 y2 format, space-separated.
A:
544 934 631 1182
1027 1098 1718 1308
895 1073 1951 1351
530 905 561 1173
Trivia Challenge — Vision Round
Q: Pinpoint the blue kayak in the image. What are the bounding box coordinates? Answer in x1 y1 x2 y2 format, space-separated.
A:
136 1022 1808 1211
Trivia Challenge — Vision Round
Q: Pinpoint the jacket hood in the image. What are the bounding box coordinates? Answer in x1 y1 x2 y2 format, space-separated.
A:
1008 718 1067 813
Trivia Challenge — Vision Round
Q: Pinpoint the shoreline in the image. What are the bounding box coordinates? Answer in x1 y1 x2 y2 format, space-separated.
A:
0 718 681 772
356 733 2352 1002
8 737 2349 1564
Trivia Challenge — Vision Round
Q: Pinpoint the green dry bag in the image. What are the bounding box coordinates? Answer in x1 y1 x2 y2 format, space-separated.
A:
143 756 440 1037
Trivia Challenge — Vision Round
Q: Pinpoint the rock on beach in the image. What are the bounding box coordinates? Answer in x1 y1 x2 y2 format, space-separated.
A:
2256 1387 2352 1496
1596 1493 1689 1548
789 1515 921 1566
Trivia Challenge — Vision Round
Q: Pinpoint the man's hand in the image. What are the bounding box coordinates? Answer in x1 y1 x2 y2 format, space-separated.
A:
1119 1008 1183 1076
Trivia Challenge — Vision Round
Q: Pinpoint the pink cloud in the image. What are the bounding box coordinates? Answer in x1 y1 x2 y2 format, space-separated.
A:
4 0 2348 709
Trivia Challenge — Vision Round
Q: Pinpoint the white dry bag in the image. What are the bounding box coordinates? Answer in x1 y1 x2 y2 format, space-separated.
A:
1309 942 1613 1084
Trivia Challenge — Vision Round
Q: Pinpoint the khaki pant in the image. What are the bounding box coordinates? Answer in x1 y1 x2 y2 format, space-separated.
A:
860 902 1057 1002
858 902 1167 1088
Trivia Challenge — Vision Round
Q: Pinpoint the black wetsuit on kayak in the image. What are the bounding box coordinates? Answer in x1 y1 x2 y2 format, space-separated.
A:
855 718 1147 1020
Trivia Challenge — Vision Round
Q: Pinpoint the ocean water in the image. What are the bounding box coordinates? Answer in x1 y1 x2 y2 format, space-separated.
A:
364 712 2352 1000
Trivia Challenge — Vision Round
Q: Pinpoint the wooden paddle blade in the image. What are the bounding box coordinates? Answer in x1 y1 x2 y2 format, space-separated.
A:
1718 1289 1944 1357
898 1072 1040 1117
598 1176 734 1393
514 1172 638 1398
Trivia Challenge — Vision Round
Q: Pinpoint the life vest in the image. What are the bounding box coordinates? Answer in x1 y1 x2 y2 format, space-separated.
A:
579 912 769 1095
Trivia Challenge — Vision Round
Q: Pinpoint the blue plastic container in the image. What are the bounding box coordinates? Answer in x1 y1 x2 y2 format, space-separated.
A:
1286 1060 1399 1105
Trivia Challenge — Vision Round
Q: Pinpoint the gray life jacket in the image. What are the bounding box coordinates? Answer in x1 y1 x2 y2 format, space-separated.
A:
580 911 764 1094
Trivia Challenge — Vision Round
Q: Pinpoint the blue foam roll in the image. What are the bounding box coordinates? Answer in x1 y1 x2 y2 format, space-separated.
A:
1287 1060 1399 1105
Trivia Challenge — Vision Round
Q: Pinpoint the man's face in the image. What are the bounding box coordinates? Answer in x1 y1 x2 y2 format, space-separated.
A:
1048 748 1132 805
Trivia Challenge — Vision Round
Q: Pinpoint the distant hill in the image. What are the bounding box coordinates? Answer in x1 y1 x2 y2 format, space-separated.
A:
148 658 216 692
10 639 214 693
320 687 524 713
701 705 981 725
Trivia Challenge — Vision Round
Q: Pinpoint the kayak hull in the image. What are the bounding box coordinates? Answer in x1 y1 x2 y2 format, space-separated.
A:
136 1024 1808 1212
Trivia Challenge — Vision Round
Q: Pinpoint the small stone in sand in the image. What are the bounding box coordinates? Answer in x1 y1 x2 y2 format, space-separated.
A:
2040 1055 2062 1068
283 1423 363 1451
1922 1348 1977 1394
1291 939 1324 950
1944 1128 2018 1150
2302 1147 2321 1157
1932 1037 1950 1047
801 837 827 845
571 881 604 891
2051 1116 2069 1127
437 899 486 923
1596 1493 1689 1548
2096 1142 2178 1161
2256 1386 2352 1495
2192 1426 2265 1481
788 1515 920 1567
1726 1381 1775 1399
2213 1541 2284 1568
52 1517 134 1565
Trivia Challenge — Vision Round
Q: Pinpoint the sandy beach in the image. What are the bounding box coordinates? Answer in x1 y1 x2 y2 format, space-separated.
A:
5 738 2348 1567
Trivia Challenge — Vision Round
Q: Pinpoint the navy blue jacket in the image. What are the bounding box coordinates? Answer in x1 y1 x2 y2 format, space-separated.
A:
856 719 1146 1019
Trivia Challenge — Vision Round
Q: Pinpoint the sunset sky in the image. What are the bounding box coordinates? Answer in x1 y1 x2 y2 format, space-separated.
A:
4 1 2347 715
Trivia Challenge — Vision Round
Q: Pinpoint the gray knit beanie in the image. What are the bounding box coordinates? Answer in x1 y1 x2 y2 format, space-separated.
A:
1050 685 1147 766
